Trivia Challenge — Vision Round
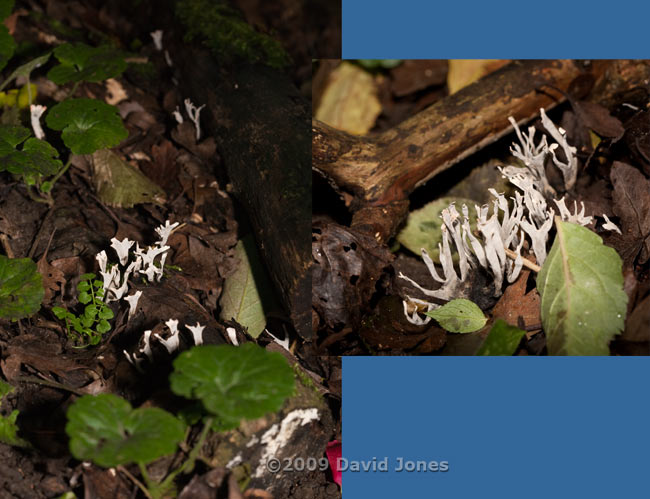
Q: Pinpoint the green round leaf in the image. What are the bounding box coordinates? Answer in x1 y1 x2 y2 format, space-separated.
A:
66 393 186 467
78 291 92 304
0 124 30 153
51 306 68 319
170 344 295 429
3 138 62 177
425 298 487 333
98 306 114 320
47 43 127 84
0 255 44 321
45 99 128 155
96 319 111 334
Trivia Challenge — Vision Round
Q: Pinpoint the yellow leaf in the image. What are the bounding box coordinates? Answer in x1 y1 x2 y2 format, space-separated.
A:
447 59 510 95
315 62 382 135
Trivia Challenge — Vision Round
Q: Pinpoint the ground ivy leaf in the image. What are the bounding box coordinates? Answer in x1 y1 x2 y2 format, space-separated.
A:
537 219 627 355
218 235 278 338
169 344 295 429
476 319 526 356
45 99 128 155
425 298 487 333
66 393 186 467
3 138 62 177
47 43 126 84
0 124 30 152
0 255 44 320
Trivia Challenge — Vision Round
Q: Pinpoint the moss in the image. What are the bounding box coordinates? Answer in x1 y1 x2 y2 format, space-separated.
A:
174 0 291 69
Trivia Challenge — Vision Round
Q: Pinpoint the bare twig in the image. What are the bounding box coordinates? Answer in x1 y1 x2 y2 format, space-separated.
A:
505 248 541 273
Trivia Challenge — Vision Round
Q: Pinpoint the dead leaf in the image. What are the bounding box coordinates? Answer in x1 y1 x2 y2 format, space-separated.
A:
315 61 382 135
390 60 447 97
104 78 128 105
171 121 217 160
92 149 167 208
492 269 541 329
447 59 510 95
574 100 624 140
623 294 650 342
609 161 650 264
312 222 393 329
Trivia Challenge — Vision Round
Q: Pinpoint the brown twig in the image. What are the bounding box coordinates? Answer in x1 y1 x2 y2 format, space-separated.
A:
505 248 541 273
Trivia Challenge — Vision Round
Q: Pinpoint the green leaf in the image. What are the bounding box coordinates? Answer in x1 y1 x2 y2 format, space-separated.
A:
476 320 526 356
80 273 96 280
0 124 30 152
0 25 15 73
396 197 477 260
0 409 29 447
45 99 128 155
537 219 627 355
96 319 110 334
0 378 13 399
0 0 14 20
3 138 63 177
91 148 166 207
51 306 67 319
219 236 278 338
77 281 90 292
66 393 186 467
425 298 487 333
98 306 114 320
0 255 44 320
78 291 91 304
169 344 295 429
47 43 127 84
84 304 98 317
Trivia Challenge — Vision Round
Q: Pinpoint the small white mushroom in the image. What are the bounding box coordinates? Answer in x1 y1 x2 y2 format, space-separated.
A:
155 220 180 246
124 290 142 322
155 319 181 353
225 326 239 346
602 214 622 234
184 98 206 142
30 104 46 139
150 30 163 51
186 322 205 345
110 237 134 265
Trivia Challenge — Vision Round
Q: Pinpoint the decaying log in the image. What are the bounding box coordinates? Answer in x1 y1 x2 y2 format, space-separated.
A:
172 47 312 339
314 60 614 215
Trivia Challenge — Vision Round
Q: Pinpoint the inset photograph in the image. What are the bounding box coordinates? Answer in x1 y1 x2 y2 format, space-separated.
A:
313 59 650 356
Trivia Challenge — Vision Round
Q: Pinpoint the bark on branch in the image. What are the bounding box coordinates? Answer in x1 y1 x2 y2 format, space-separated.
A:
313 60 628 216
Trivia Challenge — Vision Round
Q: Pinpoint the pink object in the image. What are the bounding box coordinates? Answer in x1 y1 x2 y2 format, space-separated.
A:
326 440 342 487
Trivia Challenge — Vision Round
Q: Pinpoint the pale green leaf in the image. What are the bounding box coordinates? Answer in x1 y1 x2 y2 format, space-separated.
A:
476 319 526 356
537 219 627 355
91 148 166 207
425 298 487 333
219 235 277 337
396 197 477 260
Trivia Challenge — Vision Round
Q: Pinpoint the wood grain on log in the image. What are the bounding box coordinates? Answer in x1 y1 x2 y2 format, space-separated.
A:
173 47 312 339
313 60 613 211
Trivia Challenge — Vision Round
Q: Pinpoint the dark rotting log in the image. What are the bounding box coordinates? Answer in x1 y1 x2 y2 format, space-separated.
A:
173 46 312 339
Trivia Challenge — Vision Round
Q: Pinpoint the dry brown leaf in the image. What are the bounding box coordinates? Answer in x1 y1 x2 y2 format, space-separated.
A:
447 59 510 95
491 269 541 329
315 61 382 135
104 78 128 105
